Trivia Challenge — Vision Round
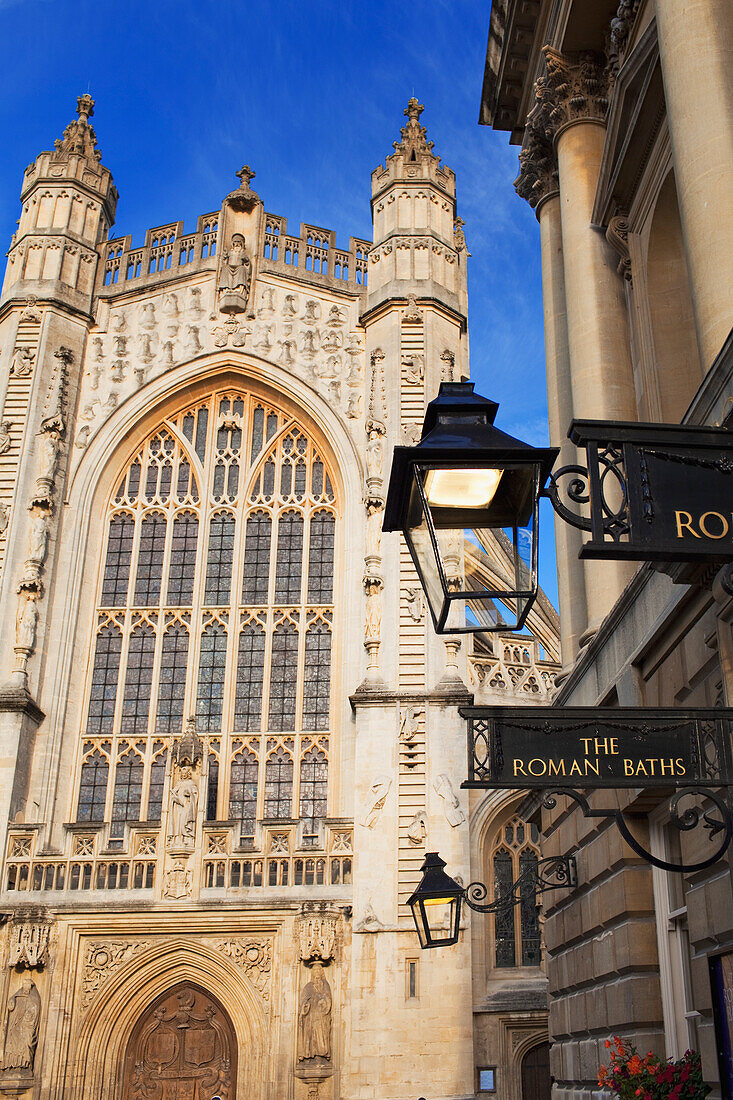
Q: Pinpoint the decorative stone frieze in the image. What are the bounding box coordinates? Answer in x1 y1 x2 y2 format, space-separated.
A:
7 919 50 970
514 76 559 211
216 938 272 999
607 0 641 86
81 940 151 1010
296 903 340 964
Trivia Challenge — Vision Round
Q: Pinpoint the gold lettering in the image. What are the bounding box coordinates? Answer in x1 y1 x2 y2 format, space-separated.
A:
513 759 526 777
569 760 582 776
609 738 619 755
528 758 547 776
624 759 634 775
548 759 566 776
584 758 600 776
635 760 648 776
699 511 729 539
675 757 686 775
675 511 700 538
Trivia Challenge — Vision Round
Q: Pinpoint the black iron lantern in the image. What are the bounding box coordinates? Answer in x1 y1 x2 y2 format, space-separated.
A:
383 383 558 634
407 852 464 949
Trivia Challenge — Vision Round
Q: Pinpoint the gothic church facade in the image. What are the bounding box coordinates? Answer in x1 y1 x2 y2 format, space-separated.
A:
0 96 559 1100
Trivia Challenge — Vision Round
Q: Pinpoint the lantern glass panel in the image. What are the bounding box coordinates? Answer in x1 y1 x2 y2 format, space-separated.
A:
404 464 541 634
411 896 461 949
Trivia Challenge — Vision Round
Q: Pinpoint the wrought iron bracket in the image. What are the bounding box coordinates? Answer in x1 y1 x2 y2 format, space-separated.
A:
463 855 577 914
538 787 733 873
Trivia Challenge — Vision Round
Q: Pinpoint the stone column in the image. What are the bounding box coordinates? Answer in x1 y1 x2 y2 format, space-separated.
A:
655 0 733 371
515 97 588 667
545 48 637 636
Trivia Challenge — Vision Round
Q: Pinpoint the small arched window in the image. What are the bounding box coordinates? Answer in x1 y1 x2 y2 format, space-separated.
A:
488 815 542 968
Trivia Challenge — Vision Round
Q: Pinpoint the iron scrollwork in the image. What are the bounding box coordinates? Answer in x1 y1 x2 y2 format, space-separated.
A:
540 442 630 543
463 855 577 914
540 787 733 874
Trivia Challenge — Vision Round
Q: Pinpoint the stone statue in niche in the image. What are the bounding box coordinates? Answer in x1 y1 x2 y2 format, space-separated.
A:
35 432 59 495
0 419 12 455
218 233 252 314
364 590 381 645
15 595 38 653
167 765 199 848
297 964 332 1062
26 512 49 567
361 775 391 828
365 428 383 482
11 348 34 377
403 353 424 385
1 978 40 1072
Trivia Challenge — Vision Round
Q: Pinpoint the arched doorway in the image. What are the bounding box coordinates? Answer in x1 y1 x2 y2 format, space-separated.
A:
122 982 237 1100
521 1041 551 1100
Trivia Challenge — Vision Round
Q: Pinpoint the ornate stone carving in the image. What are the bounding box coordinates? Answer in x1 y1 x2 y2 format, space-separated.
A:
0 504 9 536
433 773 466 827
81 940 151 1010
39 346 71 436
14 594 38 655
19 297 41 324
355 903 385 933
7 921 50 970
439 349 456 382
606 214 632 281
171 716 203 768
52 93 101 162
19 510 49 593
163 858 192 899
514 76 559 211
607 0 641 85
10 348 34 378
542 46 609 130
296 904 339 964
402 352 424 385
453 217 467 253
1 978 40 1073
361 775 391 828
402 293 423 323
297 963 332 1064
217 938 272 998
0 420 12 456
407 811 427 845
225 164 261 213
404 586 423 623
399 706 420 744
393 98 434 159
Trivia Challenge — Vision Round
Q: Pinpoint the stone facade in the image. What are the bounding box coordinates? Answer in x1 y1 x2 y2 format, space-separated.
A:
482 1 733 1098
0 96 561 1099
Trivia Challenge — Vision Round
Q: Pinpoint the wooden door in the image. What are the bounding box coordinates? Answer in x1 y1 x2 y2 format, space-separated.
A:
521 1041 551 1100
122 982 236 1100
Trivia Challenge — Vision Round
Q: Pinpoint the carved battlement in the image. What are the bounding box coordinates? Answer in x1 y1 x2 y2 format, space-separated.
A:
469 633 559 701
100 211 371 295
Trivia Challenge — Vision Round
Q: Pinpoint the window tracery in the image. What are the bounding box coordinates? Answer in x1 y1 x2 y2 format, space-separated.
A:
77 390 337 850
488 815 542 968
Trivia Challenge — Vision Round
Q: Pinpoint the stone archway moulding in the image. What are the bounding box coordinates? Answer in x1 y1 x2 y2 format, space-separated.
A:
66 937 270 1100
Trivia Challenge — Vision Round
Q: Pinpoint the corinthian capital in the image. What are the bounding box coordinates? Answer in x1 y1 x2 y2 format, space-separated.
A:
514 76 559 212
542 46 609 131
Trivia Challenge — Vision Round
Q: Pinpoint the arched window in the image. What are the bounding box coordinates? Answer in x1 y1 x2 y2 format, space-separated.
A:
78 390 337 847
488 815 542 968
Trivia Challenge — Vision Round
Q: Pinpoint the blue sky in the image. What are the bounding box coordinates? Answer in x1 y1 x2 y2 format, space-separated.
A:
0 0 558 606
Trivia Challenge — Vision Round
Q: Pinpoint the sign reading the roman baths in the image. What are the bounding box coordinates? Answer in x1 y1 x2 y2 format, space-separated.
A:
462 707 733 790
559 422 733 562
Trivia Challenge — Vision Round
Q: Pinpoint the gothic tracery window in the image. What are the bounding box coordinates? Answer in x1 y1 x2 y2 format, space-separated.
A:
78 390 337 846
488 815 542 968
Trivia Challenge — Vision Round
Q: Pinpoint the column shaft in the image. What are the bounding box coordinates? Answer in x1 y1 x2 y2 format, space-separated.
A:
655 0 733 371
538 194 587 666
556 120 636 632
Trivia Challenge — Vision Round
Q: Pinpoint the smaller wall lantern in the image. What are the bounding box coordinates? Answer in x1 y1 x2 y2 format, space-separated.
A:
407 852 464 949
383 383 558 634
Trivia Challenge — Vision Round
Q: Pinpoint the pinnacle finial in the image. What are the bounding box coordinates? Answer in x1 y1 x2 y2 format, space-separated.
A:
404 98 424 121
236 165 256 188
76 94 94 124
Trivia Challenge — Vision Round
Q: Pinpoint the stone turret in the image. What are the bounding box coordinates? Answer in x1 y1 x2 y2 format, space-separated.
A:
1 94 117 313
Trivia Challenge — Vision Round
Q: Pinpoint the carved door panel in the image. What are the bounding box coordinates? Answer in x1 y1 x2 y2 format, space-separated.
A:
122 983 236 1100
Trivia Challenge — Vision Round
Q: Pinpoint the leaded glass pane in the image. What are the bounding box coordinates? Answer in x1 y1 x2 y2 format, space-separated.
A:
275 511 303 604
101 514 134 606
77 749 109 822
204 514 235 605
121 626 156 734
264 748 293 818
133 512 166 606
242 511 271 604
87 626 122 734
494 850 515 967
167 513 198 605
235 624 265 731
299 748 327 837
147 749 168 821
268 623 298 731
230 748 259 839
519 849 541 965
206 752 219 820
196 623 228 731
303 623 331 730
307 512 334 602
110 750 144 836
156 624 189 732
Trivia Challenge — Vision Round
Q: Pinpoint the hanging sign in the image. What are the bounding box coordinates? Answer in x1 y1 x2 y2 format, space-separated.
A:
461 707 733 790
547 422 733 562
